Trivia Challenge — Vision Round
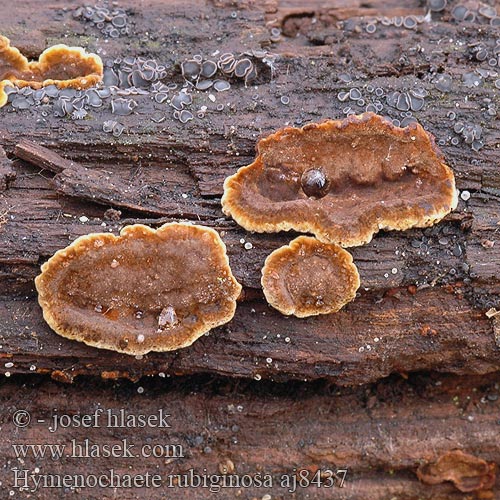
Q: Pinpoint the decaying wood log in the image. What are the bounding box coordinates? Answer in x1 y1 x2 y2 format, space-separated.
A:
1 285 499 385
0 0 498 383
14 141 72 174
3 141 497 384
1 372 499 499
14 139 219 217
0 0 499 497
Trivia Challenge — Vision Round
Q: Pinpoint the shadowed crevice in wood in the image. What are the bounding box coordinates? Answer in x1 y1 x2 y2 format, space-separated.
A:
0 146 16 191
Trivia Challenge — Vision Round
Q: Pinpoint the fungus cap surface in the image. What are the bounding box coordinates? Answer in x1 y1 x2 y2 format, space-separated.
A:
0 35 103 107
261 236 360 317
35 223 242 355
0 80 12 107
222 113 458 247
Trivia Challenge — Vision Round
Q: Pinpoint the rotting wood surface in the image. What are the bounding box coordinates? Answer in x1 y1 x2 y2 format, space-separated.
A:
1 373 499 500
0 0 498 384
0 1 499 499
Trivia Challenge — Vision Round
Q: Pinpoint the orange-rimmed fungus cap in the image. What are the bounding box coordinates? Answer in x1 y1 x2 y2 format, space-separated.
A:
222 113 458 247
0 80 13 107
35 223 242 355
417 450 496 493
0 35 103 107
261 236 360 317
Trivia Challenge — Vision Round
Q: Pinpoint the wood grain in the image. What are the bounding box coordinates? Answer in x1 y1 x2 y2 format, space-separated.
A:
1 1 500 498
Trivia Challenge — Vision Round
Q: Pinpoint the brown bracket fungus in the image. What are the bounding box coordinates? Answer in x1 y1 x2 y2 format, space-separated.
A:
0 35 103 107
222 113 458 247
416 450 496 493
261 236 360 317
35 223 242 355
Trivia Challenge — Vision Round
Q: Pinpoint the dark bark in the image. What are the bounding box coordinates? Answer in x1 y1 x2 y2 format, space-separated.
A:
0 146 16 191
0 372 499 500
0 1 499 498
0 0 499 381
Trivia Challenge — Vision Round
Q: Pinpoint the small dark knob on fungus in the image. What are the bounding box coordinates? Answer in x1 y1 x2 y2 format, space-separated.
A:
301 168 330 198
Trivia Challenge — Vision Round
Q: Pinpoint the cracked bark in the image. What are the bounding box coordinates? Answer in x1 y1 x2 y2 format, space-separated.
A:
0 0 499 498
0 0 498 385
1 373 499 500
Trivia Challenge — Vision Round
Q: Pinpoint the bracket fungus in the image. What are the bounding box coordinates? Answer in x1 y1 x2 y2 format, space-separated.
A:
261 236 360 317
222 113 458 247
416 450 496 493
0 35 103 107
35 223 242 355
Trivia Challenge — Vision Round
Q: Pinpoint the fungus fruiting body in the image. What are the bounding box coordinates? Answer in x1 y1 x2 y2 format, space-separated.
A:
222 113 458 247
0 80 12 107
416 450 496 493
261 236 360 317
35 223 242 355
0 35 103 107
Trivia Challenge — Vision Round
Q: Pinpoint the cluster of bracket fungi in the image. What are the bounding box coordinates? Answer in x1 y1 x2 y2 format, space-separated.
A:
5 35 457 354
223 113 457 317
34 113 457 355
